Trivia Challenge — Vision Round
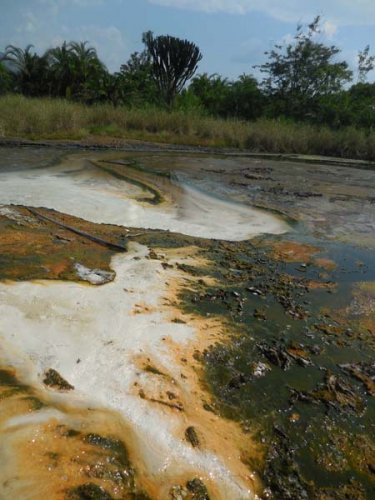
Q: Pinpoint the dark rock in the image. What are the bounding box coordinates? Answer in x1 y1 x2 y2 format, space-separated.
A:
185 426 200 447
43 368 74 391
186 478 210 499
67 483 113 499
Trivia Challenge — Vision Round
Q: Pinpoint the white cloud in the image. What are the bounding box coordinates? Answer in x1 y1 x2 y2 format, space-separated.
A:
76 26 128 70
38 0 104 7
148 0 375 26
22 12 39 33
321 20 338 39
149 0 258 14
0 0 130 72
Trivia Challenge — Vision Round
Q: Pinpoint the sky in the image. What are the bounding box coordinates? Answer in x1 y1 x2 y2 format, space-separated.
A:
1 0 375 81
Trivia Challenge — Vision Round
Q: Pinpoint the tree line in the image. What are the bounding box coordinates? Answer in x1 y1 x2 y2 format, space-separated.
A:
1 17 375 130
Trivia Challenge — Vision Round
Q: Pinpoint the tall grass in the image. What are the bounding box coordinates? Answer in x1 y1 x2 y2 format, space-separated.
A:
1 94 375 160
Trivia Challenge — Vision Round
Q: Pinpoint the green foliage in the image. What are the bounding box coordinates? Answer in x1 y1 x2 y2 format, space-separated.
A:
357 45 375 83
225 74 264 120
317 83 375 129
0 62 13 94
47 41 107 103
68 41 107 102
258 16 353 120
4 45 49 96
189 73 263 120
142 31 202 106
2 94 375 160
174 89 203 113
347 83 375 128
1 19 375 155
5 41 107 103
189 73 231 116
46 41 75 98
117 51 159 106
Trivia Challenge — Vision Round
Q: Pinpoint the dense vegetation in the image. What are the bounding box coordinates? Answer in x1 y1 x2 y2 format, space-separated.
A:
1 17 375 159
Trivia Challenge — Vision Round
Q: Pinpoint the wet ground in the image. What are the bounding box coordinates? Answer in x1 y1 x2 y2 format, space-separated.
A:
0 147 374 499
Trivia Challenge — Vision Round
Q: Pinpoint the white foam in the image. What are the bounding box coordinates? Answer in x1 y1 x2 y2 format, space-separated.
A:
0 159 288 240
0 244 254 498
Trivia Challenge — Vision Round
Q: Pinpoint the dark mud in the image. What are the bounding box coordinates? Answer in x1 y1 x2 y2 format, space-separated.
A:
171 234 375 498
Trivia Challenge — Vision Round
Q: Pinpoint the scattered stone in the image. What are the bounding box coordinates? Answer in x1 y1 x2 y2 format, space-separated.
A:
290 372 365 414
148 249 158 259
339 362 375 396
254 308 267 320
258 342 292 370
289 413 300 423
74 263 115 285
185 426 200 447
186 478 210 499
43 368 74 391
67 483 113 499
202 402 216 413
162 262 174 269
252 361 271 378
170 485 188 500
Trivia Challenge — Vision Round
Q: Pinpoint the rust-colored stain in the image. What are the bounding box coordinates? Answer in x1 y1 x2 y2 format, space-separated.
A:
363 318 375 336
271 240 320 262
0 367 153 498
313 257 337 270
270 240 337 272
305 280 337 290
343 281 375 337
0 205 129 283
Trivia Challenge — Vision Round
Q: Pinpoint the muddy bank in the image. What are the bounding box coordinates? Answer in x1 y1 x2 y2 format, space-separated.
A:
2 137 375 170
118 152 375 248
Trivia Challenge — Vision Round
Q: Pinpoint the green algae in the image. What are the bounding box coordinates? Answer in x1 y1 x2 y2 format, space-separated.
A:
172 235 375 497
100 158 172 179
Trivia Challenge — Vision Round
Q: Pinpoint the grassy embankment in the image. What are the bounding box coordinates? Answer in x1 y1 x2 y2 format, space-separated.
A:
1 94 375 160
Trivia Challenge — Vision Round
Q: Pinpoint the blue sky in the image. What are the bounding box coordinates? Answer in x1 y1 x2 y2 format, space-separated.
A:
1 0 375 81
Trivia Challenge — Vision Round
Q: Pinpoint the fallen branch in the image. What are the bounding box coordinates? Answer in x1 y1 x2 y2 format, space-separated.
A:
26 207 127 252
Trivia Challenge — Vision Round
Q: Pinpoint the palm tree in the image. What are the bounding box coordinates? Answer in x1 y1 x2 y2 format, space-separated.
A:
68 41 106 100
46 41 74 97
4 44 48 96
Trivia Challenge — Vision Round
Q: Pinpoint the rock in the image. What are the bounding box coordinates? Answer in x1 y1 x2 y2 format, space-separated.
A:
67 483 113 499
186 478 210 499
254 308 267 320
43 368 74 391
252 361 271 378
185 426 200 447
339 362 375 396
74 263 115 285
